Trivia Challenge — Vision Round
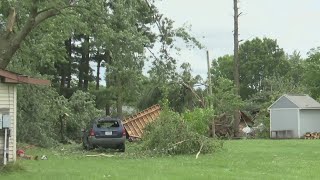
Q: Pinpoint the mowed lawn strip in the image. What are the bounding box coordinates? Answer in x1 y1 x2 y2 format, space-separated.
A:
1 140 320 180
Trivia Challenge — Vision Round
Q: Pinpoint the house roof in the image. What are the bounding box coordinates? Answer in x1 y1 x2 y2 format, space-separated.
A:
269 94 320 109
0 69 50 85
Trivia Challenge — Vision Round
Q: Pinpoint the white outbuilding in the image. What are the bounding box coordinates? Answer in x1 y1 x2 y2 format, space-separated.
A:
269 94 320 139
0 69 50 165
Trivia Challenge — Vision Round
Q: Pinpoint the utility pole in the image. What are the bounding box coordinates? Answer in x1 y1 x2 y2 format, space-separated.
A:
233 0 240 94
207 50 215 138
206 50 213 106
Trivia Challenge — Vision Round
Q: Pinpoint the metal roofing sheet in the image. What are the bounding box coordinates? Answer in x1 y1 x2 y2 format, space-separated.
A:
268 94 320 109
285 94 320 108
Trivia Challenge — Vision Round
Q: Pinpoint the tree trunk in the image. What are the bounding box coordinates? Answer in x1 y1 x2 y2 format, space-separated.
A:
116 69 123 118
60 67 66 95
96 60 101 90
0 37 20 69
78 55 84 89
65 38 72 88
0 6 61 69
233 0 240 96
105 61 110 116
83 35 90 91
233 0 241 137
116 95 123 118
105 103 111 116
59 115 65 143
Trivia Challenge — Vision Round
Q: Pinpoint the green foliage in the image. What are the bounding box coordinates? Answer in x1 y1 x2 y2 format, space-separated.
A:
285 50 305 86
139 63 204 112
303 47 320 98
211 77 244 116
66 91 103 139
183 108 214 136
239 38 289 98
17 85 63 147
142 110 223 155
211 55 234 81
17 85 102 147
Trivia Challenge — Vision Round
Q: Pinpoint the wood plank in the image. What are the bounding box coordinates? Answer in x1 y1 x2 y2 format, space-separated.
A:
129 122 140 137
133 121 143 137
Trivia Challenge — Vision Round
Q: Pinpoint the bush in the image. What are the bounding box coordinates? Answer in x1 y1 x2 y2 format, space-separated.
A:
66 91 103 140
17 85 63 147
183 108 214 136
141 109 223 155
17 86 102 147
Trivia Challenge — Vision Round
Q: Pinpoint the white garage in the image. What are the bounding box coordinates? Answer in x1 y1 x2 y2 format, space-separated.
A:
268 94 320 138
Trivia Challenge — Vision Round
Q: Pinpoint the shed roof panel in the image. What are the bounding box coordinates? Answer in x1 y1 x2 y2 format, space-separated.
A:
269 94 320 109
285 94 320 108
269 96 299 109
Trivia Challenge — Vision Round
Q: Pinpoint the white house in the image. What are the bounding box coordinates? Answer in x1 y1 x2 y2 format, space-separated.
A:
268 94 320 138
0 69 50 164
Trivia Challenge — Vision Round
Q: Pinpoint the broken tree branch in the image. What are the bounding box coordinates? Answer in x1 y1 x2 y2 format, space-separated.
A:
146 47 159 61
195 143 204 159
181 81 205 108
86 153 114 157
172 140 187 146
6 7 16 33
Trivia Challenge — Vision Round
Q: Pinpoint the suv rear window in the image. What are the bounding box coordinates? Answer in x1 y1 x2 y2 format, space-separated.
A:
96 121 120 128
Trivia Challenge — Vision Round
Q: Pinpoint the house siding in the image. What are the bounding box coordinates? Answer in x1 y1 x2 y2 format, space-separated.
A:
270 109 299 138
0 83 16 163
299 109 320 137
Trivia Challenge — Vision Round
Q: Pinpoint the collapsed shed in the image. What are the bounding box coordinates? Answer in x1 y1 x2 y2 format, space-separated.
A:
211 110 254 137
122 104 161 139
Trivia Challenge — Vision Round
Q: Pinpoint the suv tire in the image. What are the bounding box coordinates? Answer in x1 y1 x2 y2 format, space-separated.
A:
119 143 125 152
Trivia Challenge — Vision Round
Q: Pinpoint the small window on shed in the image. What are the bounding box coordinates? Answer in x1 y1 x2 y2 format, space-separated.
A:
97 121 119 128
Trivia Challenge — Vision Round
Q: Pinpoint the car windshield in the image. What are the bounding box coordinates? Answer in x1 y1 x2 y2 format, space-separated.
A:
96 120 119 128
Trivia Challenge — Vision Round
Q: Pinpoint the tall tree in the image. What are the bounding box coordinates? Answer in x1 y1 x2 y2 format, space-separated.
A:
239 38 288 98
233 0 241 136
303 47 320 98
211 55 234 82
233 0 240 94
286 50 304 86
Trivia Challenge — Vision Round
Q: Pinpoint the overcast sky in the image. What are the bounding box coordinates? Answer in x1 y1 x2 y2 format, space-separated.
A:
148 0 320 80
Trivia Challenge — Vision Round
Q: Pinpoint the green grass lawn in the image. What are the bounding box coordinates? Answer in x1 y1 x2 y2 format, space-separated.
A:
1 140 320 180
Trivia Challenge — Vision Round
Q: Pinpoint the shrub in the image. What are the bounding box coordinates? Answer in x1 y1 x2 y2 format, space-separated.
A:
141 109 223 155
17 86 102 147
66 91 103 140
183 108 214 136
17 85 63 147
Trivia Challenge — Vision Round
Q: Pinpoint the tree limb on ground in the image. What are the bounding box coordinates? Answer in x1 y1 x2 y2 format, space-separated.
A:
6 7 16 33
85 153 114 157
195 143 204 159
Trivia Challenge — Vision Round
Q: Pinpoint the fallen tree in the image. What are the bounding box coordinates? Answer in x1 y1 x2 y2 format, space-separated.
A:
141 109 223 156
